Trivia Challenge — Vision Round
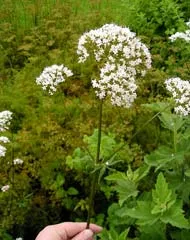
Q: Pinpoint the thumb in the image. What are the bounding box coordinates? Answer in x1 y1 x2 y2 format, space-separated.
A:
71 229 94 240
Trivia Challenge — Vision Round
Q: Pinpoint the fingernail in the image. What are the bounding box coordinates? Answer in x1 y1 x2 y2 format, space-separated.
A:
83 229 93 239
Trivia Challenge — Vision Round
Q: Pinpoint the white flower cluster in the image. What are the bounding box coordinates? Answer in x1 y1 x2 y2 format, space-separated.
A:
0 110 12 157
0 145 7 157
1 184 10 192
36 64 73 95
77 24 151 108
13 158 24 165
0 110 12 132
169 21 190 42
165 77 190 116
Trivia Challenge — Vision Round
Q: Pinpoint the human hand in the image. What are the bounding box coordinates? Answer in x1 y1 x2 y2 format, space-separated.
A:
35 222 103 240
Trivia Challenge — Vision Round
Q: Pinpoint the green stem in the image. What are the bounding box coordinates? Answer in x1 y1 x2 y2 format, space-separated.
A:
173 126 177 153
86 99 103 229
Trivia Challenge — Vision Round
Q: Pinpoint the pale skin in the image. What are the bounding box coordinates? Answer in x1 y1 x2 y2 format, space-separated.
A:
35 222 103 240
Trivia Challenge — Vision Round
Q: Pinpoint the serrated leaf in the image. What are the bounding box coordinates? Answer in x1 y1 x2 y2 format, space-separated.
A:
117 179 139 206
106 172 127 181
100 228 129 240
139 222 166 240
133 164 150 182
152 173 175 214
161 200 189 229
124 201 159 225
144 146 185 171
83 129 116 160
159 113 184 132
106 172 138 205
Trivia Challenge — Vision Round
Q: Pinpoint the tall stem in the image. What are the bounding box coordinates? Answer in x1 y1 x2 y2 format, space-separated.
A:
86 99 103 228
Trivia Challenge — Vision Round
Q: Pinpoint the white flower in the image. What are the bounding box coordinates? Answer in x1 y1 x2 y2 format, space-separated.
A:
0 145 7 157
1 184 10 192
13 158 24 165
186 20 190 28
77 24 151 108
36 64 73 95
0 110 12 132
0 136 10 143
169 21 190 42
16 238 23 240
165 77 190 116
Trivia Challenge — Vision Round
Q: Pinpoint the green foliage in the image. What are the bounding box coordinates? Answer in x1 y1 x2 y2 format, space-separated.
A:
66 129 133 175
106 164 150 206
122 173 189 230
99 228 130 240
0 0 190 239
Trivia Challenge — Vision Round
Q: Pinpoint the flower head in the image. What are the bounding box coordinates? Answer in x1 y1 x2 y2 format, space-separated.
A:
36 64 73 95
165 77 190 116
1 184 10 192
13 158 24 165
169 21 190 42
0 136 10 143
77 24 151 108
0 110 12 132
0 145 7 157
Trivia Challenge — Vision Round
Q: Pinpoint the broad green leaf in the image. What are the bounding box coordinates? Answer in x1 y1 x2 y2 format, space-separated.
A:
144 146 185 171
140 222 167 240
133 164 150 182
116 179 138 206
99 228 129 240
66 147 93 171
161 200 189 229
159 112 184 132
106 172 138 205
83 129 117 160
152 173 175 214
124 201 159 225
67 187 78 196
106 172 128 181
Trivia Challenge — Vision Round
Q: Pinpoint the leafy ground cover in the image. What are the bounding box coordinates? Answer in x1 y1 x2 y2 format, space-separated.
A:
0 0 190 239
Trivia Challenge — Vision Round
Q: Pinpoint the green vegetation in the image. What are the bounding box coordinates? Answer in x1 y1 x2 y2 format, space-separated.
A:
0 0 190 239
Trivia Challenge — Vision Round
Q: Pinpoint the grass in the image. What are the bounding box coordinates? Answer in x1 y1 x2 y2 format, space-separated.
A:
0 0 133 31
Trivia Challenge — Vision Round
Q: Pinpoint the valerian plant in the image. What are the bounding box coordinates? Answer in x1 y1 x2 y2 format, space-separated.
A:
36 22 190 239
36 23 152 232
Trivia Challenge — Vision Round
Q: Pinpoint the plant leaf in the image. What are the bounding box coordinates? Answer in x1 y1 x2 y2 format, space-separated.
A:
159 113 184 132
124 201 159 225
106 172 138 205
151 172 175 214
161 200 189 229
144 146 185 171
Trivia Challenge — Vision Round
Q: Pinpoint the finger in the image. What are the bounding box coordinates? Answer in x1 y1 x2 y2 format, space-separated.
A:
54 222 102 238
71 229 93 240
